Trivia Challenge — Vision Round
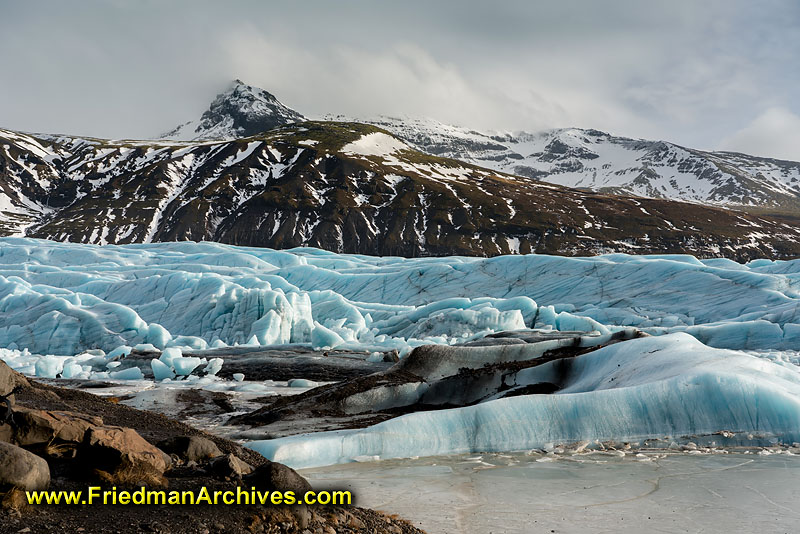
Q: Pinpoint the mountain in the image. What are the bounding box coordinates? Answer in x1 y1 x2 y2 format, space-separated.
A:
159 79 305 141
158 80 800 212
328 115 800 212
2 122 800 260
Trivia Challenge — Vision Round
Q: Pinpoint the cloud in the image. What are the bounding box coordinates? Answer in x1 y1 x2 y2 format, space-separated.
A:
720 107 800 161
0 0 799 160
220 29 557 132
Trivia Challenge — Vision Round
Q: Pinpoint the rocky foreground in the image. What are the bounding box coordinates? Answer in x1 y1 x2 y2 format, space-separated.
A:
0 361 424 534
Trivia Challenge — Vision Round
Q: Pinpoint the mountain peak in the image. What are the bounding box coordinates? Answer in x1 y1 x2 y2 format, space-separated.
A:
159 79 305 141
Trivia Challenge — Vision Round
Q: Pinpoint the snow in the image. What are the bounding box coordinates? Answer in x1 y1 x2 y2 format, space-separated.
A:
340 132 409 157
248 334 800 468
343 116 800 209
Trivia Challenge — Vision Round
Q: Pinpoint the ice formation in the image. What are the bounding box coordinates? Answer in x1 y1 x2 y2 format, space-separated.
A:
248 334 800 468
0 237 798 368
2 238 799 463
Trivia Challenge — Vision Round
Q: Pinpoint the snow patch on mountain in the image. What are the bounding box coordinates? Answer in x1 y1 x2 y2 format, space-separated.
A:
336 115 800 209
341 132 409 157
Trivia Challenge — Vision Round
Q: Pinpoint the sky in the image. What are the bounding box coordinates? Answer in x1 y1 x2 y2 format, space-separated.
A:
1 0 799 160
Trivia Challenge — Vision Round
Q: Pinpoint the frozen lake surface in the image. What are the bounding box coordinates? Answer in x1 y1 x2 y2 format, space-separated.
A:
303 451 800 534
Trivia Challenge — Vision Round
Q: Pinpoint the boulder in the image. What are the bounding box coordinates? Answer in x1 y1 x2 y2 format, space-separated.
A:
0 360 28 398
157 435 221 462
1 362 30 443
84 426 169 487
209 453 253 478
0 441 49 491
244 461 312 495
12 408 102 449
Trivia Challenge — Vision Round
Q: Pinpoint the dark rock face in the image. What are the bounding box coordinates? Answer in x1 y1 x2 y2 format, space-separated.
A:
2 122 800 260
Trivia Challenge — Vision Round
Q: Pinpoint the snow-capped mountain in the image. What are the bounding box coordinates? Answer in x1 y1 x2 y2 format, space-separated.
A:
160 79 305 141
158 80 800 211
2 123 800 260
328 115 800 211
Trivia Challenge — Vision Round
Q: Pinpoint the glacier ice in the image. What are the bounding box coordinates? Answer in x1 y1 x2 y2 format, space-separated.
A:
0 237 799 366
247 334 800 468
287 378 318 388
171 356 203 376
109 367 144 380
150 358 175 381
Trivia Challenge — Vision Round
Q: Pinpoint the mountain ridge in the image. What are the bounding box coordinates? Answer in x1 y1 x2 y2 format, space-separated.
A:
155 80 800 211
329 115 800 212
2 122 800 260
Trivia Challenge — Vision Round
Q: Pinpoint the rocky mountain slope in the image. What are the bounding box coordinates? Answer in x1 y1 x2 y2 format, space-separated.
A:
2 122 800 260
156 80 800 212
331 115 800 212
160 80 305 141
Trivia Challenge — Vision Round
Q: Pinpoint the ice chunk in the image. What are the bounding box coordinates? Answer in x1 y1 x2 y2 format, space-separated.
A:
287 378 318 388
159 347 182 367
203 358 224 376
150 358 175 381
34 356 63 378
61 362 85 379
106 345 132 360
311 322 344 350
233 373 245 382
109 367 144 380
172 356 203 376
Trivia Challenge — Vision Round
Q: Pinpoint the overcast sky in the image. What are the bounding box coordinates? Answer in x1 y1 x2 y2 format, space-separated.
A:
1 0 799 160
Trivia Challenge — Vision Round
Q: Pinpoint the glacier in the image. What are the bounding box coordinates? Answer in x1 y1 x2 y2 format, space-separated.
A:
247 334 800 468
2 238 799 466
0 237 799 363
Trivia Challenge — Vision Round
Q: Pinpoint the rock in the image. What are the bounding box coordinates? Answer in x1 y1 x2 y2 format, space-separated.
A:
383 349 400 363
209 453 253 478
157 435 221 462
244 461 312 494
83 426 169 486
0 421 13 443
11 408 102 449
0 360 28 398
1 488 28 511
293 505 310 529
0 442 49 491
0 361 27 429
